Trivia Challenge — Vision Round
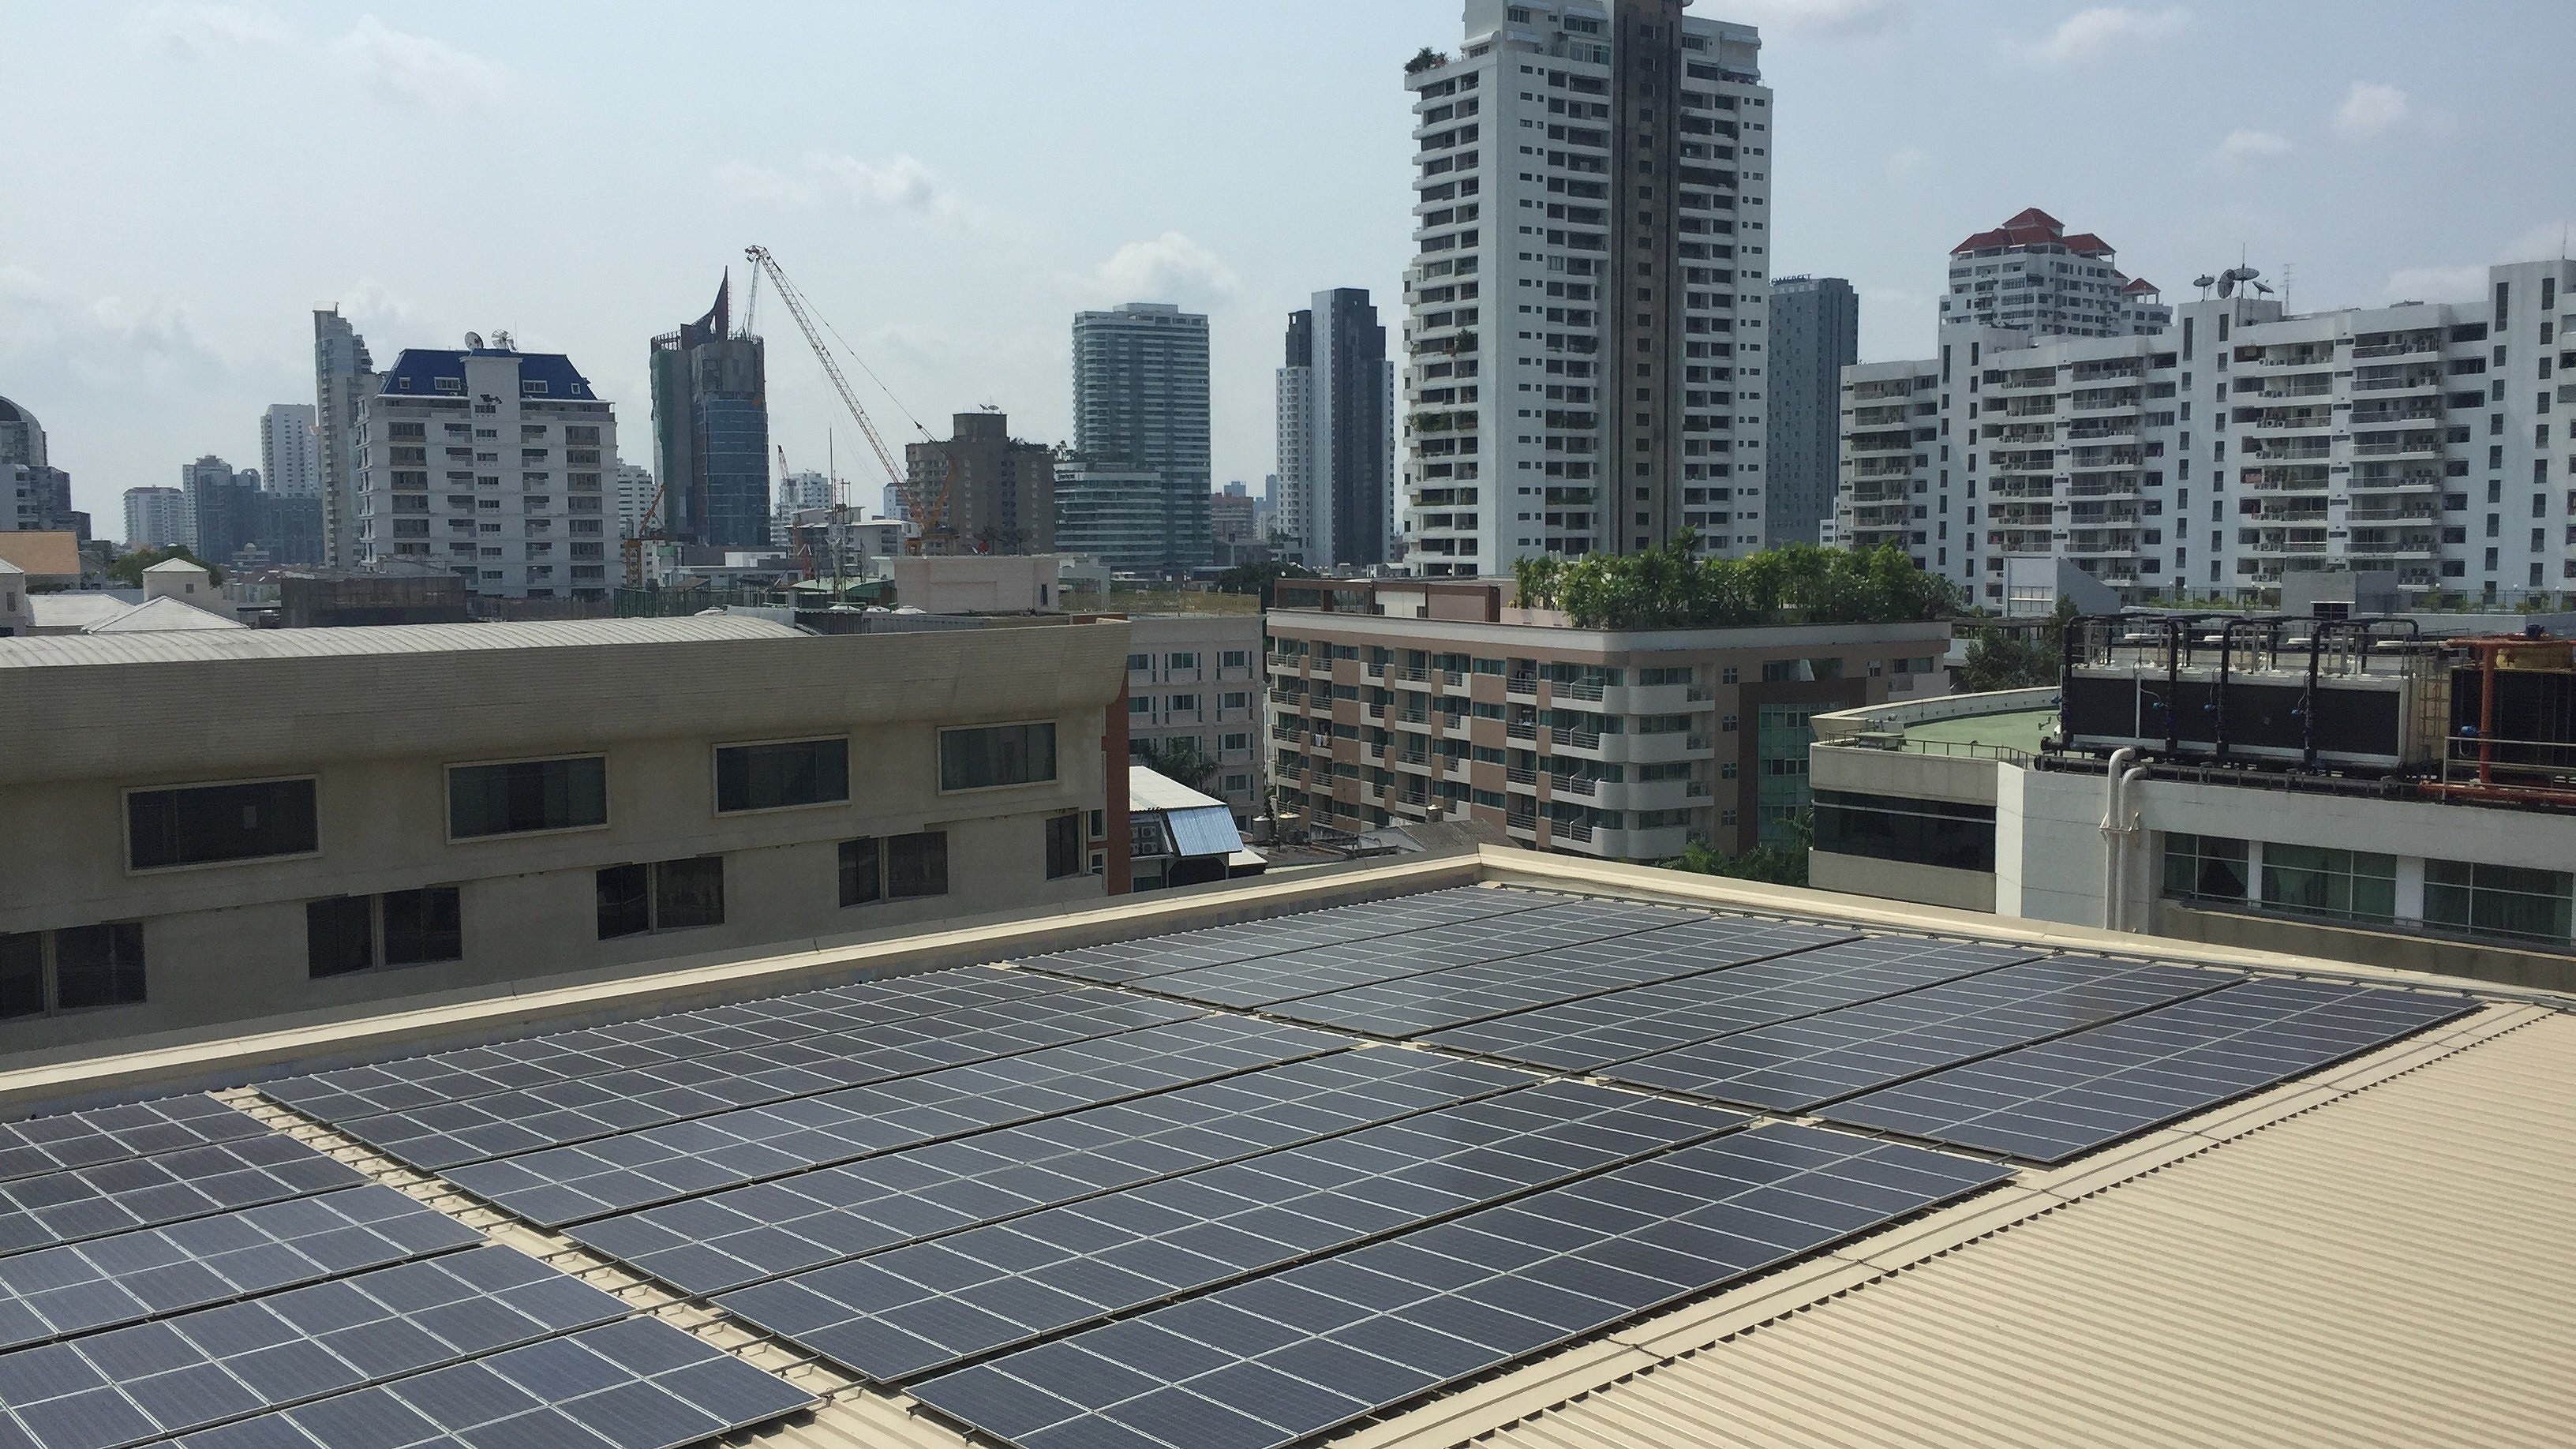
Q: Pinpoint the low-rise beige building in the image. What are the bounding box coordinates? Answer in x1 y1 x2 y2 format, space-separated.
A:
0 614 1129 1050
1122 611 1267 822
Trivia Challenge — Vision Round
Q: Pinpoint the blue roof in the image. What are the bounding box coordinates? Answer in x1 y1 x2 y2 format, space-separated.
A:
376 349 599 401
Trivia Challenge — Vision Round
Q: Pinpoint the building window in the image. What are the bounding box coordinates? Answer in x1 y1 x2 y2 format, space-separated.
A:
887 831 949 899
2424 860 2574 946
940 723 1057 792
447 756 607 839
307 888 463 979
1220 650 1251 669
1166 652 1199 671
1754 704 1822 847
2260 844 2396 924
596 857 724 940
1046 814 1084 879
1125 653 1151 672
837 837 883 908
1811 790 1996 871
128 779 318 871
715 738 849 813
2162 833 2248 902
0 924 147 1017
1220 732 1250 753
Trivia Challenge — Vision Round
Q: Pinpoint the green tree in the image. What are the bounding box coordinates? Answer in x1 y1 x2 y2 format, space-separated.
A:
107 545 223 588
1214 559 1317 609
1663 811 1811 887
1954 596 2079 693
1530 534 1959 631
1131 738 1220 794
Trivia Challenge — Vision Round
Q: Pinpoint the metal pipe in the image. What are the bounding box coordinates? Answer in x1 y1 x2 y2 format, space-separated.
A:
2116 764 2149 931
2100 747 2138 931
2480 641 2498 786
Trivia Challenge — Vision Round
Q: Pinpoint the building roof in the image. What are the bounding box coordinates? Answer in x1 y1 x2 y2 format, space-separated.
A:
0 613 799 668
140 557 210 575
1127 764 1228 814
1951 208 2115 258
0 854 2558 1449
375 347 601 401
24 593 132 630
0 558 18 577
0 531 81 578
82 594 245 633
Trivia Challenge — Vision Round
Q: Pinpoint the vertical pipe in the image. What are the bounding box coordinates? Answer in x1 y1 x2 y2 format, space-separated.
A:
2101 746 2138 931
2480 642 2498 786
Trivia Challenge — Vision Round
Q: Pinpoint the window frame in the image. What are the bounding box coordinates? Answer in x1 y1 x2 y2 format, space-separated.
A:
595 857 726 941
444 753 609 843
937 721 1059 795
123 775 321 875
0 924 148 1019
711 734 852 816
1046 813 1084 880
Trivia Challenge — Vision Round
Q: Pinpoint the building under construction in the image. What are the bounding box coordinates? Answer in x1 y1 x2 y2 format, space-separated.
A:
648 275 771 551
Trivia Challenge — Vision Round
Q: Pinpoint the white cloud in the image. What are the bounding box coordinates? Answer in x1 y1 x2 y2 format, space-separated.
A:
2207 129 2292 170
2334 80 2409 138
1883 144 1930 175
2383 265 2488 304
125 2 292 54
2012 6 2189 66
331 17 511 109
1724 0 1909 37
1091 234 1240 308
718 152 979 226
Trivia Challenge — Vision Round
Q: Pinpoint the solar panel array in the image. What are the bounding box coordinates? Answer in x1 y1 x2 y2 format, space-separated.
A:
0 887 2461 1449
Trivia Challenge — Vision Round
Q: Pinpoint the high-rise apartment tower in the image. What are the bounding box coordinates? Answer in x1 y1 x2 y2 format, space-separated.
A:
1767 275 1855 546
260 404 321 500
1275 290 1395 568
1073 302 1211 571
313 309 375 567
905 412 1057 554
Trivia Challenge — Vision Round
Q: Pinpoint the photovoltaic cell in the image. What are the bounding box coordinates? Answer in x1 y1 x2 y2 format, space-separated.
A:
565 1051 1533 1297
1601 956 2241 1111
258 964 1069 1125
444 1017 1356 1227
908 1125 2010 1449
1424 936 2041 1072
316 988 1204 1173
153 1316 814 1449
1265 917 1856 1039
1818 976 2478 1162
1019 888 1566 985
0 1099 269 1188
0 1245 623 1449
0 1186 481 1354
1114 900 1715 1010
718 1081 1743 1383
0 1138 363 1258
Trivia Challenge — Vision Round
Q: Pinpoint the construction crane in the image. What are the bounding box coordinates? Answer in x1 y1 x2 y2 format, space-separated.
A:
742 245 954 553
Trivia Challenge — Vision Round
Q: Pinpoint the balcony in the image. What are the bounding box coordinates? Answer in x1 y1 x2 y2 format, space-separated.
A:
2349 435 2445 459
2351 337 2444 361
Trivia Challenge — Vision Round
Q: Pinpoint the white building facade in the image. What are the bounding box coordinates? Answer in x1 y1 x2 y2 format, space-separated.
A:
771 469 833 547
122 487 192 550
354 346 617 601
1401 0 1773 576
260 403 321 499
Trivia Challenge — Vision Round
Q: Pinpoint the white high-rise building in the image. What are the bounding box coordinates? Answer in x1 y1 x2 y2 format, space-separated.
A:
613 462 657 539
122 487 192 550
313 309 374 568
1939 208 2170 338
1275 290 1395 568
259 404 320 499
354 343 617 601
1839 257 2576 607
771 469 833 546
1400 0 1773 576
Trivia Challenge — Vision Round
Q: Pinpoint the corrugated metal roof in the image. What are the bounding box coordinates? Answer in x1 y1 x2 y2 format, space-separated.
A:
1352 1006 2576 1449
0 612 799 668
1128 764 1227 812
84 596 244 632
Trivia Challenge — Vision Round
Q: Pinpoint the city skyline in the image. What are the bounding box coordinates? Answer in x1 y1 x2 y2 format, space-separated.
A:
4 2 2573 535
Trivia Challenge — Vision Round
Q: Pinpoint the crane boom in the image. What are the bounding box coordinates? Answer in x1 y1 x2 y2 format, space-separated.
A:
743 245 953 549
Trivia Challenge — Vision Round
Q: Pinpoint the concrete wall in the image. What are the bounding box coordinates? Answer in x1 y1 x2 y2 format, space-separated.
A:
1812 747 1999 807
2155 900 2576 996
1811 850 1994 912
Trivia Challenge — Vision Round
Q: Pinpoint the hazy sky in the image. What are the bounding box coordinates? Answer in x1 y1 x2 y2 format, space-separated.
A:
6 1 2572 530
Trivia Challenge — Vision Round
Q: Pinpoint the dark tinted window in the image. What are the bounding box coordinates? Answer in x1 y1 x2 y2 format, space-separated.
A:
54 924 144 1010
1046 814 1084 879
1812 789 1996 872
656 857 725 930
887 832 948 900
0 935 40 1019
305 897 376 979
838 837 882 908
449 757 607 838
716 739 848 813
129 780 317 870
940 723 1057 792
597 863 650 940
384 888 463 966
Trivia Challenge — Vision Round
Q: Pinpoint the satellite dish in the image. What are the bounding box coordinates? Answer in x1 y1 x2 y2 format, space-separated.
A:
464 331 485 350
2192 275 2217 291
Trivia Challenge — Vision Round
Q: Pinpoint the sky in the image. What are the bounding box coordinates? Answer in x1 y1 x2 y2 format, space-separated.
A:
5 0 2574 532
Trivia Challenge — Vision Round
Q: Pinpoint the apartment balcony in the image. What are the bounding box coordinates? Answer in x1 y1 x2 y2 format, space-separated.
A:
1989 479 2058 500
1844 525 1908 548
2349 466 2444 492
2256 381 2335 400
2065 535 2140 559
2245 440 2333 462
2244 465 2331 492
2351 370 2444 394
2348 406 2446 429
1848 459 1916 481
1846 432 1915 456
1994 371 2058 394
1986 503 2058 527
1999 399 2059 418
1840 482 1910 506
1984 423 2058 447
2063 421 2140 442
1849 406 1909 428
2069 446 2142 470
2349 434 2446 459
2345 504 2440 523
2351 337 2444 361
2069 391 2142 413
2247 412 2336 432
2243 531 2331 555
2066 474 2142 500
1848 503 1911 527
2247 504 2330 524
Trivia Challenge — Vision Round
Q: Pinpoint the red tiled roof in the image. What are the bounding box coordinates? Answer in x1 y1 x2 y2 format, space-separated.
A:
1953 208 2084 255
2121 277 2160 294
2060 232 2114 256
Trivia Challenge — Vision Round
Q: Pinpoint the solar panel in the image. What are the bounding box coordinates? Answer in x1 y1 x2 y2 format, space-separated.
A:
314 988 1204 1173
0 1098 271 1188
909 1124 2010 1449
1019 888 1566 984
259 964 1069 1125
444 1017 1357 1228
0 1245 627 1449
1425 936 2040 1072
0 1137 365 1258
1601 956 2241 1111
1264 916 1855 1039
565 1051 1534 1297
1110 899 1715 1010
1818 977 2478 1162
0 1186 481 1354
152 1316 814 1449
718 1081 1743 1383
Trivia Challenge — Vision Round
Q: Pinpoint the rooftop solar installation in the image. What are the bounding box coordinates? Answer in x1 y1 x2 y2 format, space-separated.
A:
1421 934 2042 1071
1818 976 2478 1162
1599 955 2241 1111
564 1051 1535 1297
1019 888 1558 985
0 1137 365 1258
908 1125 2012 1449
0 1099 272 1187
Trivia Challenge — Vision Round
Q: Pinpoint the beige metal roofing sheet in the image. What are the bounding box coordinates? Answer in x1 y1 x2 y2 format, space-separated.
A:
0 612 800 667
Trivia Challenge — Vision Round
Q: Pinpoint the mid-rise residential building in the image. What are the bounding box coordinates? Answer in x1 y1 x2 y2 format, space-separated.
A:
1265 575 1947 861
1400 1 1773 576
122 486 191 550
769 468 833 546
180 455 258 565
1275 290 1394 567
2 395 84 540
1053 463 1168 574
905 411 1056 554
650 275 771 551
1767 275 1856 546
1938 208 2169 338
354 343 617 601
1124 612 1267 822
0 613 1129 1050
1073 302 1211 570
260 402 321 498
615 460 658 539
1210 486 1262 565
312 307 375 568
